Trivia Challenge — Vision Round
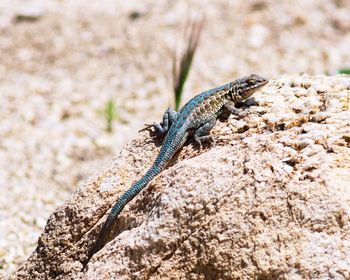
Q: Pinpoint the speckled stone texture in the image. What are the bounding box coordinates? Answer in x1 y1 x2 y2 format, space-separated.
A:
3 0 350 277
9 75 350 279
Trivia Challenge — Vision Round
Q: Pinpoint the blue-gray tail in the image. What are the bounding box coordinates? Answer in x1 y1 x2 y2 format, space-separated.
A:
90 164 161 255
87 128 188 264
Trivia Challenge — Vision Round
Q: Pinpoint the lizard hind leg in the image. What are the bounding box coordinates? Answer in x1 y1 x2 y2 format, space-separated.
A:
140 108 177 137
194 118 217 152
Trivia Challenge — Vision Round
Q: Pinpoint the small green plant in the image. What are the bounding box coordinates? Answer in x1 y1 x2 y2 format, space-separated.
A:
172 18 204 111
104 99 118 133
337 68 350 75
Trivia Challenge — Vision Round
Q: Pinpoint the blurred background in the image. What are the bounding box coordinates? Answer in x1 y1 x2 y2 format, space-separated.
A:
1 0 350 276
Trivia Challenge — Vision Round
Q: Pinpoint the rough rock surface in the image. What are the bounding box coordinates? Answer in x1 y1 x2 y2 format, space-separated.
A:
3 0 350 276
11 75 350 279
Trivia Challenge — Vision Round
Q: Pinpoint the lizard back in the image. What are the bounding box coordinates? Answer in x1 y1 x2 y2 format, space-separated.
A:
174 81 232 130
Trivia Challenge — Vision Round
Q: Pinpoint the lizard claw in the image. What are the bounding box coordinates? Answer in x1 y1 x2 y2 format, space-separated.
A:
210 136 216 148
233 110 251 120
139 123 154 133
195 135 216 152
198 142 203 153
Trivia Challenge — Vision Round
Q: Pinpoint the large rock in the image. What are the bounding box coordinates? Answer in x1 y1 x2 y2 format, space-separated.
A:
11 75 350 279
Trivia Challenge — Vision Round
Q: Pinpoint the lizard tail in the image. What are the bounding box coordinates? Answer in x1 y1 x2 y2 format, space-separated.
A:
86 129 188 266
90 165 161 256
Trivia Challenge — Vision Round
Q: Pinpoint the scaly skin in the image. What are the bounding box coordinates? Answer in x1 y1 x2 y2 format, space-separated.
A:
86 74 268 264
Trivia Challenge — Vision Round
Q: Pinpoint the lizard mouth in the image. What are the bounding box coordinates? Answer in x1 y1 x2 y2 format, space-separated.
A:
258 79 269 87
251 76 269 89
242 78 268 100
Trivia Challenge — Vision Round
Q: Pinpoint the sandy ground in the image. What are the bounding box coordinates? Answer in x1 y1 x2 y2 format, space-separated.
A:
1 0 350 277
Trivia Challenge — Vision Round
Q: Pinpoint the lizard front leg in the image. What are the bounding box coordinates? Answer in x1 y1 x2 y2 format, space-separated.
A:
223 101 248 119
140 108 177 137
194 118 217 152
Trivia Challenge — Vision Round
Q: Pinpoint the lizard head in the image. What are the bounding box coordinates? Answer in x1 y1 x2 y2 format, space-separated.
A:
231 74 268 102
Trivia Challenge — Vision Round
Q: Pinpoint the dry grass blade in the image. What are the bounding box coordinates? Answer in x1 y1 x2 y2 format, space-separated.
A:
173 18 205 111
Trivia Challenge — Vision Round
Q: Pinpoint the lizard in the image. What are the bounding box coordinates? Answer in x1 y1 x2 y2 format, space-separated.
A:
86 74 268 265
